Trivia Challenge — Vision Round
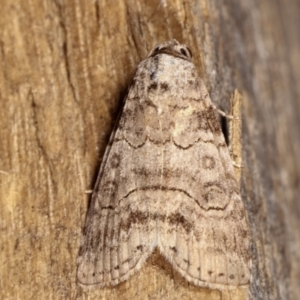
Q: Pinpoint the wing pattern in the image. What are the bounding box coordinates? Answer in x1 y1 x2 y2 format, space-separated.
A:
77 40 251 290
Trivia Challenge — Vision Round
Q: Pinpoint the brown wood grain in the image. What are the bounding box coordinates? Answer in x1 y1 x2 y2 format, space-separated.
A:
1 0 299 299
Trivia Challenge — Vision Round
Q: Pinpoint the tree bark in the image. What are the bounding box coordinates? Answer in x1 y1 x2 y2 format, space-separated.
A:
1 0 299 299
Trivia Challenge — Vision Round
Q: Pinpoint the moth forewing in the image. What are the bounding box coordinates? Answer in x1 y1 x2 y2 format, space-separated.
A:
77 39 251 290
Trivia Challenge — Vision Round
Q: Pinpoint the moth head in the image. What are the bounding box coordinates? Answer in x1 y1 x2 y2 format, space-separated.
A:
149 39 193 61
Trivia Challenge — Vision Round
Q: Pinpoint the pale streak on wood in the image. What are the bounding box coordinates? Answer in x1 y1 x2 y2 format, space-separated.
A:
229 90 243 185
75 0 91 97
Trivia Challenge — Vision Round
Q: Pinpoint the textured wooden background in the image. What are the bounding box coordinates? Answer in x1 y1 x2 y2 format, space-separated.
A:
1 0 300 299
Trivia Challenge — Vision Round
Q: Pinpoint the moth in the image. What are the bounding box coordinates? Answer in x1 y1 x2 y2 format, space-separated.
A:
77 39 251 290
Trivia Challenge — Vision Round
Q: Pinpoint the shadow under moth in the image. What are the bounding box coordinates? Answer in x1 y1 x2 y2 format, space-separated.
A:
77 39 251 290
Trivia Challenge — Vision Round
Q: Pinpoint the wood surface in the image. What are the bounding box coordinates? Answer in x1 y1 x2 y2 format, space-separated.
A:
1 0 300 299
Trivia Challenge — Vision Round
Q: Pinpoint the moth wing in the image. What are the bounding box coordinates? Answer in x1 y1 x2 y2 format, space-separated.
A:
158 86 251 289
77 89 157 287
